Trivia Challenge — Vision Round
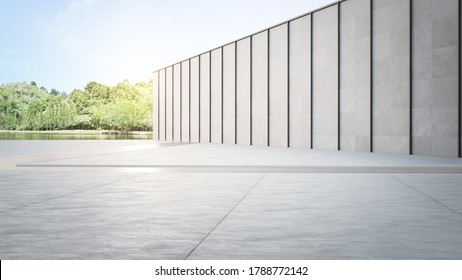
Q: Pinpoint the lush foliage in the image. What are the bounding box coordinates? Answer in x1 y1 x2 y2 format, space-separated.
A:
0 80 152 131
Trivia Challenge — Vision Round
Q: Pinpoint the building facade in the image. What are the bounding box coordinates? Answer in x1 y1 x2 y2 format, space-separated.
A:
153 0 461 158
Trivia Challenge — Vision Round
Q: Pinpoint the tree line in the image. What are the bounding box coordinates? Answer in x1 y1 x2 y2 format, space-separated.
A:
0 80 153 132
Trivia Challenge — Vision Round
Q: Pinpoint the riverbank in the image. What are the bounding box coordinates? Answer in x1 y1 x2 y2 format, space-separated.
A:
0 130 152 140
0 130 152 135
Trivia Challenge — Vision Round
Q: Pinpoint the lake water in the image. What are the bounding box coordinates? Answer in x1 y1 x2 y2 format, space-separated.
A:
0 131 152 140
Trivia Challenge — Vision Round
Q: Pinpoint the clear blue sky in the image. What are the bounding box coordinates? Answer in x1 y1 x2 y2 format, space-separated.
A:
0 0 334 93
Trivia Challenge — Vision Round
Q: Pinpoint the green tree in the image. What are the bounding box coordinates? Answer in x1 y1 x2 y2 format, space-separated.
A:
1 79 153 132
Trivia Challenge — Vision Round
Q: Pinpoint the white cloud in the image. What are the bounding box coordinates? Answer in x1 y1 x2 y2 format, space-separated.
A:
68 1 81 12
81 0 97 6
22 60 30 70
68 0 97 12
39 0 100 52
58 35 83 52
46 25 66 37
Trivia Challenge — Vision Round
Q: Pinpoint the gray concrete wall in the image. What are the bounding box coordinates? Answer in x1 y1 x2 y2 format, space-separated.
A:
340 0 371 152
237 38 251 145
153 71 159 140
166 66 173 141
173 64 181 142
251 31 269 146
313 5 339 150
200 53 211 143
289 15 311 148
412 0 459 157
154 0 461 158
372 0 410 155
181 60 190 142
211 48 222 144
269 23 289 148
222 43 236 144
159 69 166 141
190 57 200 143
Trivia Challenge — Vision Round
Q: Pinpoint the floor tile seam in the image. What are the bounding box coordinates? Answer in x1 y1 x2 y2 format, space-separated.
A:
14 143 190 166
389 175 462 219
17 149 153 166
13 165 462 175
0 173 147 214
0 174 21 180
16 164 462 168
195 234 462 244
7 242 462 245
183 173 268 260
193 239 462 244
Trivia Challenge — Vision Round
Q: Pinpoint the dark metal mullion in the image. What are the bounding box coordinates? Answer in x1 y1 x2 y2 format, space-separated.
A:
189 59 191 143
409 0 413 155
267 29 271 147
459 0 461 158
172 66 174 142
310 15 313 149
337 3 341 151
370 0 373 153
157 71 160 141
209 52 212 143
287 22 290 148
221 47 224 144
250 36 253 145
198 56 201 143
235 42 237 145
180 63 182 142
164 68 167 141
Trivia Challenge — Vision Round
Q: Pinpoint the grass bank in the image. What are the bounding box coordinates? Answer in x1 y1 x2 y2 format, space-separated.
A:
0 130 152 135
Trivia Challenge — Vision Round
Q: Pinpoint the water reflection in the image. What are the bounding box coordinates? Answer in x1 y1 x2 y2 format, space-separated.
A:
0 132 152 140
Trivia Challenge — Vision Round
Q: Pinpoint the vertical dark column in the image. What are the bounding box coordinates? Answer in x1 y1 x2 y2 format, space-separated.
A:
180 63 183 142
209 52 212 143
370 0 373 153
267 29 271 147
164 68 167 141
310 14 314 149
198 55 201 142
235 42 238 145
459 0 461 158
157 71 160 141
409 0 413 155
287 22 290 148
189 59 191 143
172 66 174 141
250 36 253 145
337 3 341 151
221 47 224 144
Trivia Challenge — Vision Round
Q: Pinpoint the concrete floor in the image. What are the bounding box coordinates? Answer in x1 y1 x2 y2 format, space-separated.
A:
0 140 462 259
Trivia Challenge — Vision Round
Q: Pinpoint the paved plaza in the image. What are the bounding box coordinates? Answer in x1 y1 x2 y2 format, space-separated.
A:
0 140 462 259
